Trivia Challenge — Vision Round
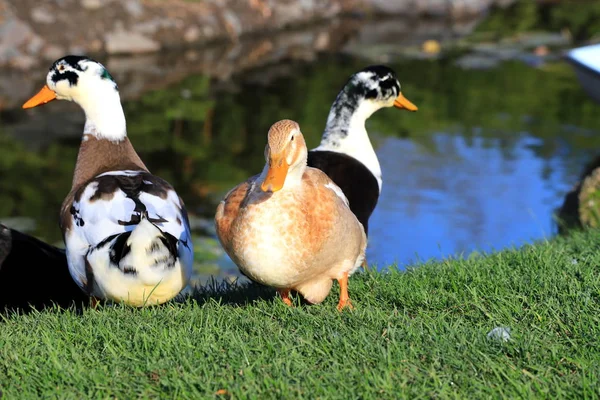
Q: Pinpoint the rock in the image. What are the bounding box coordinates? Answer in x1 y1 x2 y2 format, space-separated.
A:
365 0 413 15
578 168 600 228
314 32 330 51
133 19 164 35
487 327 511 342
0 19 33 53
81 0 106 10
184 26 201 43
26 35 44 54
42 44 66 61
202 24 216 39
68 45 88 55
89 39 103 52
0 0 517 71
123 0 144 18
417 0 449 17
105 30 160 54
557 155 600 234
451 0 493 19
221 9 242 39
0 13 41 69
30 7 56 24
9 53 35 69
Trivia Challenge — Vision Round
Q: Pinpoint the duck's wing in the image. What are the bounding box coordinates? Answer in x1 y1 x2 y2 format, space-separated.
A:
307 150 379 234
214 176 258 250
301 167 367 255
61 170 191 289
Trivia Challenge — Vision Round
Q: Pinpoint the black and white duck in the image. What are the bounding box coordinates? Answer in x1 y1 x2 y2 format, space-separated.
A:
308 65 418 236
22 56 193 306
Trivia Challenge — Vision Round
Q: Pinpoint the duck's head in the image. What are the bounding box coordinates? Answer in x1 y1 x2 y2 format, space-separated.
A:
23 55 118 109
261 119 307 192
343 65 417 114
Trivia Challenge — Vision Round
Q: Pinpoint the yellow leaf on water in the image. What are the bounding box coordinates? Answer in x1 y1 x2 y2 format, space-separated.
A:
422 40 441 54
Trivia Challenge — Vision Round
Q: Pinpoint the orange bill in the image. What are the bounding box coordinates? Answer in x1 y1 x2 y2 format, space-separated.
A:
393 92 418 111
22 85 57 109
261 155 289 192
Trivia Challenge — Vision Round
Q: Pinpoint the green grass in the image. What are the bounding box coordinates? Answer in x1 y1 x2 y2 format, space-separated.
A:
1 230 600 399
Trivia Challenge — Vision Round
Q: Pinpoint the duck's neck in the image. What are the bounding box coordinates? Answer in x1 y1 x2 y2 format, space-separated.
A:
71 90 147 188
80 87 127 142
258 159 307 193
315 93 383 187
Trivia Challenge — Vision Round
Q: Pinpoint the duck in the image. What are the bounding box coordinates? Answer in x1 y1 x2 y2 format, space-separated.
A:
307 65 418 236
22 55 193 306
215 119 366 310
0 224 88 311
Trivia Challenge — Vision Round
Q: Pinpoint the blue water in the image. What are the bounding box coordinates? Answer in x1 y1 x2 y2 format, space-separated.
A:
2 53 600 281
370 132 576 268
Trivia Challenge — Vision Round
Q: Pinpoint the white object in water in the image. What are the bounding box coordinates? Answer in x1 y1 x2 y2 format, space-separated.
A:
566 44 600 104
567 43 600 73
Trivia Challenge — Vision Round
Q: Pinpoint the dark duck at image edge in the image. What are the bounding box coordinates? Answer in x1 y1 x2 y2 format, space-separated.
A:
22 55 194 306
0 224 87 311
307 65 418 238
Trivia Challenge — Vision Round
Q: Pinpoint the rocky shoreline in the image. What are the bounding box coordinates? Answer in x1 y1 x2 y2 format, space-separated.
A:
0 0 515 71
0 6 510 113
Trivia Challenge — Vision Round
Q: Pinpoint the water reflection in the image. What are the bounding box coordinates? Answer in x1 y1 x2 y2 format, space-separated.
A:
1 52 600 283
371 133 578 267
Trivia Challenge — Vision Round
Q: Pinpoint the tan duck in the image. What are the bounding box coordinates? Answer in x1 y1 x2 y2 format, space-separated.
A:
215 119 366 310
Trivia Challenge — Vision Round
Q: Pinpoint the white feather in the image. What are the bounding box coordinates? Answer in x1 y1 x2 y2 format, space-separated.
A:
314 100 383 192
65 170 193 304
49 58 126 142
325 182 349 207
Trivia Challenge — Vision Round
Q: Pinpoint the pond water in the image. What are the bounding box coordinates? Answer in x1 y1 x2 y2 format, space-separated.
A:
1 46 600 285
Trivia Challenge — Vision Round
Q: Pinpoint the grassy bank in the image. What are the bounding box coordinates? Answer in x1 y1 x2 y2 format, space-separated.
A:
1 230 599 399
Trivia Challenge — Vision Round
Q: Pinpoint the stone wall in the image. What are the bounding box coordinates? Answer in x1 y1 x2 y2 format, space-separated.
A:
0 0 514 70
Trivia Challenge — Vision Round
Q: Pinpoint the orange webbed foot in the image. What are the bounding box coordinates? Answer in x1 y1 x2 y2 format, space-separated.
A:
336 272 354 312
278 289 293 307
90 296 101 309
337 298 354 312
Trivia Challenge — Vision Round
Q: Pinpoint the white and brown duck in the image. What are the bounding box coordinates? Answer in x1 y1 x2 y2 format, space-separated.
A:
22 55 193 306
308 65 418 236
215 119 366 310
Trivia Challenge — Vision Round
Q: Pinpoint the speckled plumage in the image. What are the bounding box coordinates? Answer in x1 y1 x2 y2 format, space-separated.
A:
310 65 417 236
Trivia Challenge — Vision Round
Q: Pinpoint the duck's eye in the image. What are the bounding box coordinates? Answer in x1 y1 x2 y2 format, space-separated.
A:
291 136 295 142
57 64 65 72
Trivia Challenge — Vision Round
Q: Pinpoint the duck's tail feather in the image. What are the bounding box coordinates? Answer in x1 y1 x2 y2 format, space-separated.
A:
88 216 179 285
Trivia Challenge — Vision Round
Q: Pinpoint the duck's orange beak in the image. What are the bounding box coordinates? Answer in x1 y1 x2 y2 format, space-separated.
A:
393 92 418 111
261 154 289 192
23 85 57 109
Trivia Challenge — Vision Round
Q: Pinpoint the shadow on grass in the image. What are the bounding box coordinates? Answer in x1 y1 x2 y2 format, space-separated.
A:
184 277 279 307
